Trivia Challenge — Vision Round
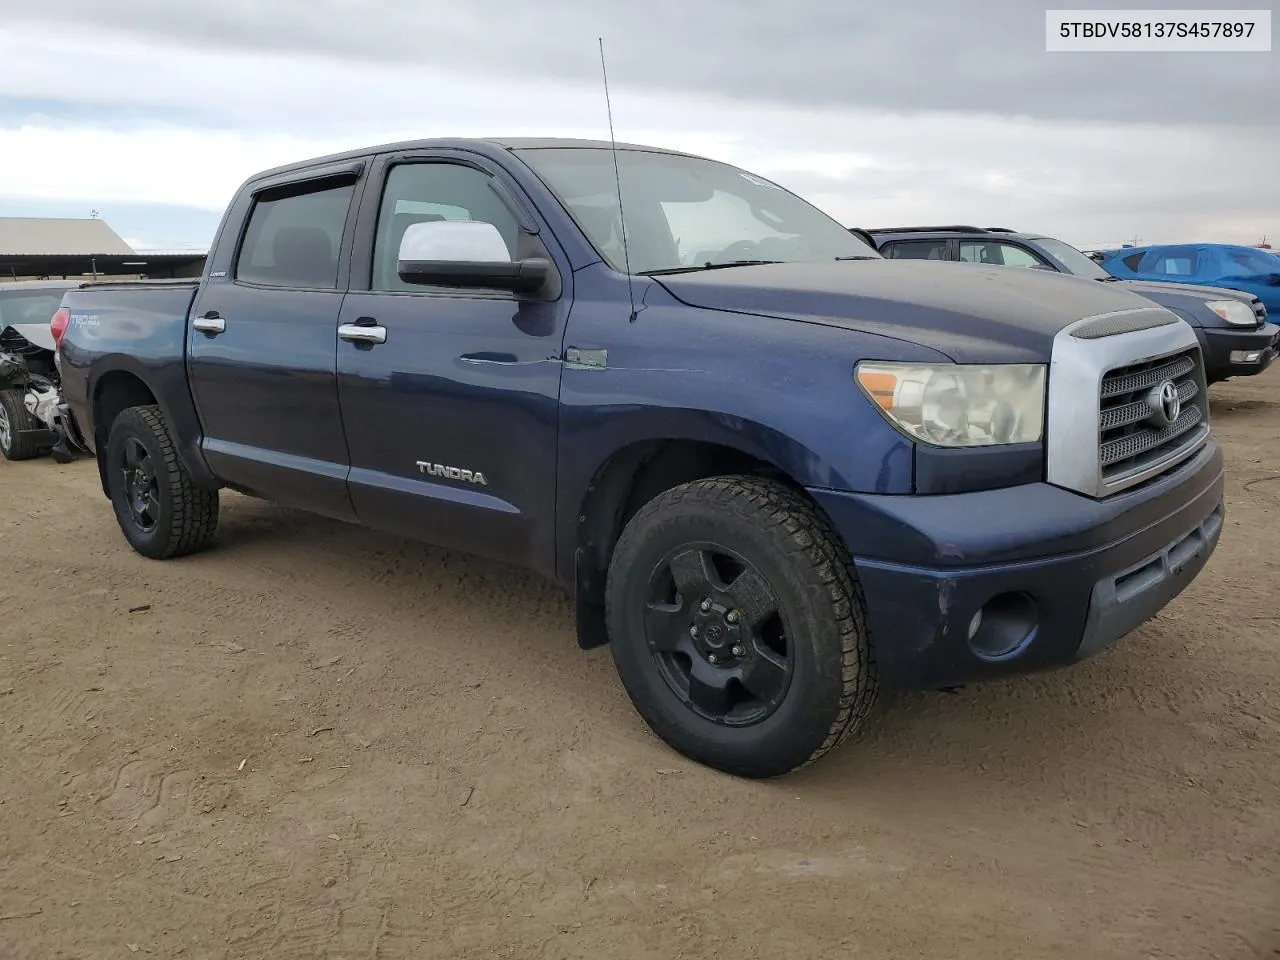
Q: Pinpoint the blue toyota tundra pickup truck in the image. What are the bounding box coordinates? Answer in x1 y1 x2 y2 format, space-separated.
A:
54 137 1226 777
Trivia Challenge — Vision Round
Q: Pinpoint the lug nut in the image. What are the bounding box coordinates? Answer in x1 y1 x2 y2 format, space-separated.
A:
700 598 713 612
726 610 740 624
731 645 745 657
708 654 719 664
689 625 699 638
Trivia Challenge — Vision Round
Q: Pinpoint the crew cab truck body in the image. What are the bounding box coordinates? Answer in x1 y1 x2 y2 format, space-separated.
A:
57 138 1225 778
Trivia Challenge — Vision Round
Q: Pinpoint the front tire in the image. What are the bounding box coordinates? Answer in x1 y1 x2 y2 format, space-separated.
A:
0 389 47 461
104 405 219 559
605 476 877 778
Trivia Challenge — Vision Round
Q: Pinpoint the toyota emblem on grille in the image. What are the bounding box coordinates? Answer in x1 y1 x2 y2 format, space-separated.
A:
1146 379 1181 427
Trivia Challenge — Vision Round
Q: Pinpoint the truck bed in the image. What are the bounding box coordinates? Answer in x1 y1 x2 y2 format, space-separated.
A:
58 279 204 472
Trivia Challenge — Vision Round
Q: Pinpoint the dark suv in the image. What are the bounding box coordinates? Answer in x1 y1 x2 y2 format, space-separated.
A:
853 226 1277 384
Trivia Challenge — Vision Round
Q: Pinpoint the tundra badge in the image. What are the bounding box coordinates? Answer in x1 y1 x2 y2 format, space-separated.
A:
416 461 489 485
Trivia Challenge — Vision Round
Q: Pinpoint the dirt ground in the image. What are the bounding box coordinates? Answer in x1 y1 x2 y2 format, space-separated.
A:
2 369 1278 960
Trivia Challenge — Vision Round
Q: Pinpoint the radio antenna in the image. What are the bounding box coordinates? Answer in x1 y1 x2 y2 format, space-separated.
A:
598 37 637 322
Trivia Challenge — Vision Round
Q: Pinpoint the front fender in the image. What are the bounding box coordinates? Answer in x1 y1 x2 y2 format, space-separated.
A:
553 272 954 582
1163 304 1209 330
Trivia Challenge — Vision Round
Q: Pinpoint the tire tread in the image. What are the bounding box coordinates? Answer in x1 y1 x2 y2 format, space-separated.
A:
108 405 218 559
607 474 877 775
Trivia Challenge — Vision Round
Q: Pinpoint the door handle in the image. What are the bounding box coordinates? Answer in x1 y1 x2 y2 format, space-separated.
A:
192 312 225 335
338 322 387 345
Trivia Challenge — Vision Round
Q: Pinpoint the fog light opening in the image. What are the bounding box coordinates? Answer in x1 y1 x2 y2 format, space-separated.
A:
967 592 1038 661
1230 349 1264 364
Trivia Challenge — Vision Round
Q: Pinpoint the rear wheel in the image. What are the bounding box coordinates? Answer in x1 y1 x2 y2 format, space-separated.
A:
605 475 877 778
0 389 47 461
104 404 219 559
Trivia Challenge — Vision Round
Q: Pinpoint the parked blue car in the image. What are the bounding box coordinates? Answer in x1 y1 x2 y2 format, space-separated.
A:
1099 243 1280 315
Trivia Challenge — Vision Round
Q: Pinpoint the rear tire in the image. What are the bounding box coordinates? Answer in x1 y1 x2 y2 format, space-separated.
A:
605 475 877 778
104 404 219 559
0 389 47 461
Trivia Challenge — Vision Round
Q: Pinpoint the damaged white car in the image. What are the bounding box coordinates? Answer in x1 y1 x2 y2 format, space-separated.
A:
0 280 89 462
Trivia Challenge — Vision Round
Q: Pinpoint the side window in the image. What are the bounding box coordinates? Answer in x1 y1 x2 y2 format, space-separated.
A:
1122 252 1144 271
883 239 948 260
959 242 1047 268
236 181 355 289
372 162 520 292
1140 247 1199 277
997 245 1046 268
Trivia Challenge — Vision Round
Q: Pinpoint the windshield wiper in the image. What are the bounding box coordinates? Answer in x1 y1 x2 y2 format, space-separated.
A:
640 260 783 276
834 255 878 261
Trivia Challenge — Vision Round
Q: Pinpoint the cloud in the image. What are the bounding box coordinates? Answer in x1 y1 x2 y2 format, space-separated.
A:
0 10 1274 249
1 0 1272 125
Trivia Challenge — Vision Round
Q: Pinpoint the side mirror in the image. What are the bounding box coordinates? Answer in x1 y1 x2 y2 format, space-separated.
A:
1269 273 1280 286
396 220 550 294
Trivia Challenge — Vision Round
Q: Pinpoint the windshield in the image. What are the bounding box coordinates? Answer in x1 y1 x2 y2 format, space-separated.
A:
1033 237 1112 280
1223 247 1280 275
0 292 64 329
515 147 881 274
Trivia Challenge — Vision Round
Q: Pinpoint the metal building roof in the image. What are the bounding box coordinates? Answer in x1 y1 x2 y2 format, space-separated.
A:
0 217 136 257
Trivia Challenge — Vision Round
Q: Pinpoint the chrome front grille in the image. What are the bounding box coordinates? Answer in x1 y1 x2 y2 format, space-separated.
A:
1099 376 1197 433
1097 346 1207 487
1047 306 1210 499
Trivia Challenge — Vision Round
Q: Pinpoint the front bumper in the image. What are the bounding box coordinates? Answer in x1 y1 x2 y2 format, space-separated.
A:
1197 322 1279 381
809 441 1225 690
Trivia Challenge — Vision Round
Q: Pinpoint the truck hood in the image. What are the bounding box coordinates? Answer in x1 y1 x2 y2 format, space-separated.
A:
653 260 1164 364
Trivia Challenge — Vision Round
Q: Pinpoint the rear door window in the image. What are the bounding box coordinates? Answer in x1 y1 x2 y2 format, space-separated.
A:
882 239 949 260
236 180 356 289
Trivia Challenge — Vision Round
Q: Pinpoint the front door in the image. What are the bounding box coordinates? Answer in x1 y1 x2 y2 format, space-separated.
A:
187 171 361 521
336 154 569 575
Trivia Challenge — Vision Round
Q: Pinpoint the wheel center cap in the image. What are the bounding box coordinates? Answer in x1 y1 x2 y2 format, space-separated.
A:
692 601 740 653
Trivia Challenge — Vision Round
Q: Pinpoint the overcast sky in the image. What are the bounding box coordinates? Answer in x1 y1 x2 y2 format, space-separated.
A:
0 0 1275 251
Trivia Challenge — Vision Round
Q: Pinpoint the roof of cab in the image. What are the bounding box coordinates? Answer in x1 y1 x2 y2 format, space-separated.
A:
245 136 700 185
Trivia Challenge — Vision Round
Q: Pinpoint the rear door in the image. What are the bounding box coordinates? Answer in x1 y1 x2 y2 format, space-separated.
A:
187 164 365 520
334 150 570 575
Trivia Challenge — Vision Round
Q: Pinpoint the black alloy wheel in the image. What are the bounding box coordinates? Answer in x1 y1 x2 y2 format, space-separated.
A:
643 542 794 727
121 436 161 534
605 475 878 778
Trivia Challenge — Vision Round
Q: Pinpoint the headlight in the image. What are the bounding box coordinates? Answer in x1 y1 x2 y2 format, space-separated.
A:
1206 300 1256 326
855 361 1046 447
